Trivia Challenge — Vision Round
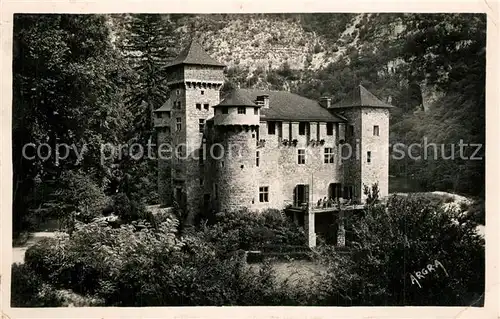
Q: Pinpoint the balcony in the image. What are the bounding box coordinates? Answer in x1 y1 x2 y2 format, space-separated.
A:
284 199 364 213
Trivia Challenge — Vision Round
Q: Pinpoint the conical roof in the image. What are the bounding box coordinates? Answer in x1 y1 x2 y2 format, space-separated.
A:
331 85 394 108
216 89 259 107
167 39 225 68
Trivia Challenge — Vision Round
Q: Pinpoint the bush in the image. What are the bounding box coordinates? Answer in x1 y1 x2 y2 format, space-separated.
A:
112 193 148 223
22 216 317 306
11 263 64 307
57 171 109 223
320 194 485 306
201 208 305 255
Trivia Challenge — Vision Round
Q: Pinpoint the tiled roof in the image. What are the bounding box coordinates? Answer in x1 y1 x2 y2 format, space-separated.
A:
166 39 225 68
217 89 260 107
154 101 171 112
331 85 394 108
218 89 347 122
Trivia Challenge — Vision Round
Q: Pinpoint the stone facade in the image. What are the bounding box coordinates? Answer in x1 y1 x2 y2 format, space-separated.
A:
155 64 224 225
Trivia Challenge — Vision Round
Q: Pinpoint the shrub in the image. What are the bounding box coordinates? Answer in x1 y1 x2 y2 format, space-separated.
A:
11 263 64 307
24 217 183 298
201 208 305 255
112 193 148 223
21 216 319 306
56 170 109 223
321 194 485 306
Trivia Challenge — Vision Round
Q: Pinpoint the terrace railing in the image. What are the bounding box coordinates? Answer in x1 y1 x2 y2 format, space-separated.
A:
284 199 363 212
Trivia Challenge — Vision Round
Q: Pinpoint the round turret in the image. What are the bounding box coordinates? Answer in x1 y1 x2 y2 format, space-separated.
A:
210 90 260 212
213 90 261 127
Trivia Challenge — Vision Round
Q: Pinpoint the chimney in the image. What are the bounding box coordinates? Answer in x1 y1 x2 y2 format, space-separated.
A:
320 96 332 108
256 94 270 108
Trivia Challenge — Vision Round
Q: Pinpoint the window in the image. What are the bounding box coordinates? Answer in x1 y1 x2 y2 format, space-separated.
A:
156 113 162 119
199 119 205 133
222 107 228 114
165 111 171 118
259 186 269 202
214 184 218 199
201 90 204 95
298 149 306 164
220 161 224 168
326 123 334 135
238 106 246 114
196 103 201 110
204 103 209 110
373 125 379 136
268 121 276 135
176 118 182 131
176 89 180 95
200 178 204 186
299 122 305 135
367 151 372 163
256 151 260 167
324 148 334 163
254 107 259 115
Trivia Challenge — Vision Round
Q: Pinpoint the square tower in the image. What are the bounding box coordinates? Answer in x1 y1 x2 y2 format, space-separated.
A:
330 85 393 202
155 39 225 225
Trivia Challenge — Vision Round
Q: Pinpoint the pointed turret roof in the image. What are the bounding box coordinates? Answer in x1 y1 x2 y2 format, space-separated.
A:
216 89 259 107
331 85 394 108
166 39 225 68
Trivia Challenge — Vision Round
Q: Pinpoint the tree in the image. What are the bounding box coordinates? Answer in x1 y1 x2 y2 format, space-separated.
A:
12 14 131 236
323 194 485 306
119 14 178 143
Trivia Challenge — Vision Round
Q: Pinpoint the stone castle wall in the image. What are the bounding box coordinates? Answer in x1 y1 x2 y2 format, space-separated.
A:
213 126 258 212
360 108 390 199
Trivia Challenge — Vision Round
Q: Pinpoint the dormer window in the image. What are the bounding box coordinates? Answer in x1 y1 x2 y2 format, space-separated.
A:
238 107 246 114
256 95 269 108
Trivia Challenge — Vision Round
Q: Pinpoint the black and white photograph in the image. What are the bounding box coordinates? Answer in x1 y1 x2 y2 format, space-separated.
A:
2 3 495 316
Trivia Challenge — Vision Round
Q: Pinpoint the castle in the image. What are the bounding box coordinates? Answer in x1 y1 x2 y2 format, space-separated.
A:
154 40 392 247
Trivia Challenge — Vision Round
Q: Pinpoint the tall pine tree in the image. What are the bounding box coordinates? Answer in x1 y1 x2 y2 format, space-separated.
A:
120 14 178 143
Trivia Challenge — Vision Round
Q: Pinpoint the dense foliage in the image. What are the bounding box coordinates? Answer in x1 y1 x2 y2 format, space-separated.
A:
201 209 306 255
319 195 484 306
12 195 484 306
16 211 320 306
